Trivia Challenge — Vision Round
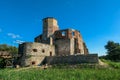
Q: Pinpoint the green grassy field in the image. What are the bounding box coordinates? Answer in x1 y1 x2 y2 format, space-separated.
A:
0 60 120 80
0 68 120 80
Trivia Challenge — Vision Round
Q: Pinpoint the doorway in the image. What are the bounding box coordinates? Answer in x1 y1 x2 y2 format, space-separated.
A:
50 52 52 56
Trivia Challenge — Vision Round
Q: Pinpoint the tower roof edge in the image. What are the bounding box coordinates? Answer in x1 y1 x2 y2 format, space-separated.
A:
42 17 57 20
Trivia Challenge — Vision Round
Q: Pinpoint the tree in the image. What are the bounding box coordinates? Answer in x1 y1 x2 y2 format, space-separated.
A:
0 44 18 55
0 44 18 68
0 58 6 68
105 41 120 61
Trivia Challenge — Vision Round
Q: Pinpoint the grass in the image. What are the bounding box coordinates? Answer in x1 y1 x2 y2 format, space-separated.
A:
0 59 120 80
101 59 120 69
0 67 120 80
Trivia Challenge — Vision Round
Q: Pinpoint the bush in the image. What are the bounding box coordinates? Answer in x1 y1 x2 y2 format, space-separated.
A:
105 41 120 61
0 58 6 68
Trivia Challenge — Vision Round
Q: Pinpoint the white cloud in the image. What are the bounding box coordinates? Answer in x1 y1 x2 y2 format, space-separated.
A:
13 40 25 44
7 33 21 38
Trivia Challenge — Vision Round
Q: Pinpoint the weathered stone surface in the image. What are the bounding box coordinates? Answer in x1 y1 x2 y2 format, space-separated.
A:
53 29 88 55
18 42 55 66
18 17 96 67
45 54 98 65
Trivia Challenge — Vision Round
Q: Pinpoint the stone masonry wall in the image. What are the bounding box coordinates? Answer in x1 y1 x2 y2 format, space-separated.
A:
45 54 98 65
53 29 87 54
55 38 74 55
55 39 71 56
18 42 55 66
42 17 59 39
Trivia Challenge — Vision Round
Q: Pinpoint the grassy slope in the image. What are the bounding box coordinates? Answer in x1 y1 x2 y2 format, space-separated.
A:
0 60 120 80
0 68 120 80
101 59 120 69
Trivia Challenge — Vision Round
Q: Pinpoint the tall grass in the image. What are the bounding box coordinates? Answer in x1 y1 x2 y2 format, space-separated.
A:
0 67 120 80
101 59 120 69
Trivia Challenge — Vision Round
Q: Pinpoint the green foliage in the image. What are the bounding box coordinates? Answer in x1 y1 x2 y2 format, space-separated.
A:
0 44 18 55
105 41 120 61
0 58 6 68
0 68 120 80
0 44 18 68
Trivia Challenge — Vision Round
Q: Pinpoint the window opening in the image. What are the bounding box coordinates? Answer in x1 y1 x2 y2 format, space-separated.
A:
50 51 52 56
72 32 75 36
33 49 37 52
62 31 66 36
31 61 36 65
42 49 45 53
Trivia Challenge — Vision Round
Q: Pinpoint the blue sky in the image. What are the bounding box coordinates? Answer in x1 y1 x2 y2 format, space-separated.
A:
0 0 120 56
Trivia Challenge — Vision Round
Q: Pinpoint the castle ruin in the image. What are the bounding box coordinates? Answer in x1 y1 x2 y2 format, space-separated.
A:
18 17 98 67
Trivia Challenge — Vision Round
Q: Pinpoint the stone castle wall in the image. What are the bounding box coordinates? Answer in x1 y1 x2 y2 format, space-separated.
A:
45 54 98 65
54 29 88 55
18 42 55 66
55 38 75 56
18 17 95 67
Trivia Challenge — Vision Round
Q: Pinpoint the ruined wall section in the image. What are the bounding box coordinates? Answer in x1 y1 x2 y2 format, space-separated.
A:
54 29 86 55
83 42 89 55
53 29 73 39
74 31 84 54
53 29 73 55
18 42 55 66
54 38 75 56
55 39 70 56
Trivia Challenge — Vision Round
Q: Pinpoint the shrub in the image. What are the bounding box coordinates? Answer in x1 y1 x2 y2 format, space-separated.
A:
0 58 6 68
